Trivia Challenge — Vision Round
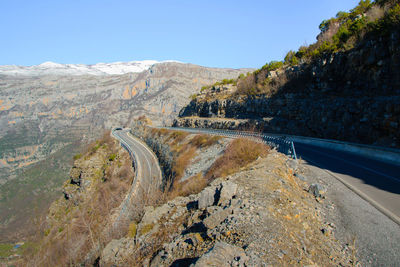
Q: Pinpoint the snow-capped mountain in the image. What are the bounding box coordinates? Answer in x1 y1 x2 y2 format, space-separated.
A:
0 60 177 76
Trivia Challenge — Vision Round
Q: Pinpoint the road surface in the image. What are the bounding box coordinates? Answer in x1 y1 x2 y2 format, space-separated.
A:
111 128 163 223
295 142 400 224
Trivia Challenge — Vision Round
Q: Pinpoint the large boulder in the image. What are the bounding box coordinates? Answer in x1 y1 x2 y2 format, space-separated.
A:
218 181 237 207
198 187 217 209
203 207 231 230
308 183 326 198
100 238 135 267
194 242 248 267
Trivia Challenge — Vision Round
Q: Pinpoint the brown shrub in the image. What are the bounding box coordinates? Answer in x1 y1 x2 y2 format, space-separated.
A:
237 73 256 95
27 138 135 266
172 146 197 179
189 134 222 148
168 173 208 199
205 138 270 181
168 130 190 145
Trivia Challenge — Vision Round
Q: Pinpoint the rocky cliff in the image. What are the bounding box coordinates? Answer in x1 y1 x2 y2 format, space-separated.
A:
176 3 400 148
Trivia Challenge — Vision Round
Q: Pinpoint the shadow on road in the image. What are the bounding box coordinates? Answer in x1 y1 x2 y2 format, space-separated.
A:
295 143 400 195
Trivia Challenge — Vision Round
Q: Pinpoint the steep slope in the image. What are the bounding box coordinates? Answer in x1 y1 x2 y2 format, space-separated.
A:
0 62 250 241
175 1 400 148
20 127 354 266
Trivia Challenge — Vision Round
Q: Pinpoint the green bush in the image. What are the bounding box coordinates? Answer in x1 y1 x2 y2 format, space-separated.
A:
190 94 198 101
214 78 236 86
73 153 82 160
109 154 117 161
318 41 337 55
200 86 209 92
284 50 299 66
261 61 284 72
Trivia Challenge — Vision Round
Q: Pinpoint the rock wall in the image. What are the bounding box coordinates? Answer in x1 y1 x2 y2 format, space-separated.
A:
177 29 400 147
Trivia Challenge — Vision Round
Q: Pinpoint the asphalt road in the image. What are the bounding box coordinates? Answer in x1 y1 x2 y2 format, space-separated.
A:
111 129 162 222
294 142 400 223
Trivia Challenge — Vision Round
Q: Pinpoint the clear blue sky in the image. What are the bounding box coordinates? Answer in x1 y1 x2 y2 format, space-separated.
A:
0 0 360 68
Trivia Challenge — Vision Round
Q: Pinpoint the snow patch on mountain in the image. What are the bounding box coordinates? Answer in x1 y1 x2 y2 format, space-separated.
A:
0 60 178 76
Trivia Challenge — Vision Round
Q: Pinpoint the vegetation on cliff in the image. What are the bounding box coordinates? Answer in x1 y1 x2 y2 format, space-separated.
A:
23 132 135 266
140 126 269 200
194 0 400 98
179 0 400 147
17 124 271 265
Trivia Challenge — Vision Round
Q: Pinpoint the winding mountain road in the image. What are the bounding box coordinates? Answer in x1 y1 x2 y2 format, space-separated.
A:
111 128 162 223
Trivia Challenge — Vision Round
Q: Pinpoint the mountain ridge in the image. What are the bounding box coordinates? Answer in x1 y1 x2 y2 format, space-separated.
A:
0 60 181 76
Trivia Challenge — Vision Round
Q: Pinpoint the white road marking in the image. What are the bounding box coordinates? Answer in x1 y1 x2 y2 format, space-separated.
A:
299 144 400 184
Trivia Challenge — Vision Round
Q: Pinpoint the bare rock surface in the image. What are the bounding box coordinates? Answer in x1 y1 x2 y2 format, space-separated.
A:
193 242 248 267
100 151 355 266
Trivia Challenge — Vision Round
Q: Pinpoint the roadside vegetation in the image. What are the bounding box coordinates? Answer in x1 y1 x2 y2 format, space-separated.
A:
147 128 269 200
195 0 400 98
23 131 135 266
205 138 270 180
19 122 271 265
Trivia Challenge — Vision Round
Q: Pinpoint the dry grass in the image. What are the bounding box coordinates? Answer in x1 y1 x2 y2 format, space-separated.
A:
25 131 135 266
127 223 137 238
168 173 208 199
150 128 169 137
172 145 197 179
189 134 222 148
205 138 270 181
168 130 190 145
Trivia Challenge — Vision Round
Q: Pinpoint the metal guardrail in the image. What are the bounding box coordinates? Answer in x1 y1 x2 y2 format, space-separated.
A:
111 129 139 176
161 126 297 160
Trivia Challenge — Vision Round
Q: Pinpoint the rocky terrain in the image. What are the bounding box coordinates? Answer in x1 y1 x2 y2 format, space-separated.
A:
13 127 357 266
100 152 354 266
0 61 250 241
175 1 400 148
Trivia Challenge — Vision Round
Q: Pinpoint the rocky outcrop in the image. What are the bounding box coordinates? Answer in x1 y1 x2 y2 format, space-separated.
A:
194 242 248 267
175 93 400 147
100 151 355 266
176 29 400 147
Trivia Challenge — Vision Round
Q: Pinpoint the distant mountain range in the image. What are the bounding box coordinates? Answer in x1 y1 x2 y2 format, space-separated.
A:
0 60 180 76
0 60 251 241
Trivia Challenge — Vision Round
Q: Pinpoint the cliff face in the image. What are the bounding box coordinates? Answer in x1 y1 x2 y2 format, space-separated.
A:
0 62 250 241
0 62 250 184
176 27 400 147
26 133 136 266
